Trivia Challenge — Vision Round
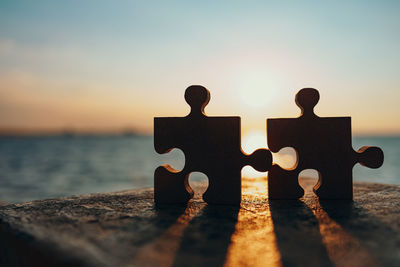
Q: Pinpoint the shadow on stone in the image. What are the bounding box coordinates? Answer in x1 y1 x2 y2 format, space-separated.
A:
0 222 87 267
269 200 333 267
123 203 188 248
319 200 400 267
172 204 239 267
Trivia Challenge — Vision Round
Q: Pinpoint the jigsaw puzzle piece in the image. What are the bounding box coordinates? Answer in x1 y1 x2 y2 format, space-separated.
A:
154 165 194 204
202 148 272 205
203 168 242 205
312 168 353 199
155 115 244 205
155 85 272 205
154 116 192 204
313 146 384 199
268 164 304 199
267 88 384 200
155 85 242 205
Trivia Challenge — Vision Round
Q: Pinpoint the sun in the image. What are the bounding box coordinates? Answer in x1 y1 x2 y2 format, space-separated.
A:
242 130 267 154
234 69 282 109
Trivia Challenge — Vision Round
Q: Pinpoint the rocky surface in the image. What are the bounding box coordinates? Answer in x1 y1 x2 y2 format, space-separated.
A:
0 178 399 267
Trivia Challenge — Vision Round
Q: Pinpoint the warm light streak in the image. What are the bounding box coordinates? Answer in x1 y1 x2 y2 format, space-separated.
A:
224 177 282 267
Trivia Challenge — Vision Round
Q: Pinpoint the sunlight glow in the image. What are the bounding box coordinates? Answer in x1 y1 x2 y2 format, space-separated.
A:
242 130 268 178
241 130 297 178
273 147 297 170
235 70 281 109
242 130 267 154
225 177 281 267
0 2 399 135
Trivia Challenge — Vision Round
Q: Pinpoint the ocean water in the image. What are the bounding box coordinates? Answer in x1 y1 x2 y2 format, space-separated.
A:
0 135 398 203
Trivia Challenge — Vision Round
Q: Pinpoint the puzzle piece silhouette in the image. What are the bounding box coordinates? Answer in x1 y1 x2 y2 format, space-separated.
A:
267 88 384 199
154 85 272 205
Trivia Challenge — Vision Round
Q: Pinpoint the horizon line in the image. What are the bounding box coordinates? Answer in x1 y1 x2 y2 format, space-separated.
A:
0 127 399 138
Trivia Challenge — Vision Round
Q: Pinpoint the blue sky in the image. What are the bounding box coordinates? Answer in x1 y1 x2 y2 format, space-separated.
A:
0 0 399 134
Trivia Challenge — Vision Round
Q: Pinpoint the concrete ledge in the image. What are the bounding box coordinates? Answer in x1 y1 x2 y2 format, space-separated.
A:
0 178 399 267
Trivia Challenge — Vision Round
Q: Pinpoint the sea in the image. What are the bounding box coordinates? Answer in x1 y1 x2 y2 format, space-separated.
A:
0 135 398 203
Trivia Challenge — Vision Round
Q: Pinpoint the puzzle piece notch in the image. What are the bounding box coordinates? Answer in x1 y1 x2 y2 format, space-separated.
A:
155 85 272 205
154 165 193 204
267 87 384 200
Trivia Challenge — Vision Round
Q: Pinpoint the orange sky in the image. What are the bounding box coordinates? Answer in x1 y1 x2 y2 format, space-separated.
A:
1 1 399 135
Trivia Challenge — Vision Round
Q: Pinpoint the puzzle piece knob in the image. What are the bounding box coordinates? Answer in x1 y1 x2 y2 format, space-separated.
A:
357 146 384 169
245 148 273 172
185 85 210 116
295 88 320 116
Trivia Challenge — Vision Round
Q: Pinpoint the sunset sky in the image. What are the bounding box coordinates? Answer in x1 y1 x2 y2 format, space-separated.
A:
0 0 399 135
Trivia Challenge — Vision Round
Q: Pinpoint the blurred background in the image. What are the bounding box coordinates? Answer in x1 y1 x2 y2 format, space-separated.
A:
0 0 399 203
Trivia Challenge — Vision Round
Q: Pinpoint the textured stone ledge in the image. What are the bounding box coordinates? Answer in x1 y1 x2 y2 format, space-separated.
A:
0 178 399 267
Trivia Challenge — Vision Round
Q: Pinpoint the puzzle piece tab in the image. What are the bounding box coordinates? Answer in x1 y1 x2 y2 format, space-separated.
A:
267 88 384 200
155 85 272 205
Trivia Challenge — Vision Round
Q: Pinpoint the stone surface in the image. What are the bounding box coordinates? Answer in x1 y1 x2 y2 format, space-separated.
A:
0 177 399 267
